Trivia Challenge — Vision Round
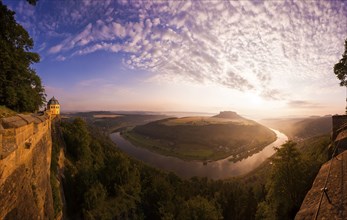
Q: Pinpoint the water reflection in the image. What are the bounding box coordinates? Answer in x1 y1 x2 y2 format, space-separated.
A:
110 129 288 179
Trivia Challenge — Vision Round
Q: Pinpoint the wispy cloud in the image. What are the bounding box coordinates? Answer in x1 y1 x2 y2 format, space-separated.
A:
10 0 347 101
287 100 323 109
56 55 66 61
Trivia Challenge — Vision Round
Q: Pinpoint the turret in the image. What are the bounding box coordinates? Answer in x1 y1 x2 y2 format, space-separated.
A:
47 96 60 115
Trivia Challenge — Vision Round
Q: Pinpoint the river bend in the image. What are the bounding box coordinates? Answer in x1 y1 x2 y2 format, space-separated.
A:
110 129 288 179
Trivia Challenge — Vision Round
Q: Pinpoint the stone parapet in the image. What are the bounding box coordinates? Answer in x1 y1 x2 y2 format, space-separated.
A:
0 113 51 160
1 116 28 128
17 114 36 124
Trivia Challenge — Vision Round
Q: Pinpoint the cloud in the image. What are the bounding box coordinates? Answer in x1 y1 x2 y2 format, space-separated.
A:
112 22 126 38
287 100 323 109
49 44 63 54
48 23 93 54
71 42 122 56
56 55 66 61
12 0 347 100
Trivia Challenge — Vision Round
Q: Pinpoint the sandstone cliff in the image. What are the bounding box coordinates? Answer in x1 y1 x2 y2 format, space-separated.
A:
0 114 54 219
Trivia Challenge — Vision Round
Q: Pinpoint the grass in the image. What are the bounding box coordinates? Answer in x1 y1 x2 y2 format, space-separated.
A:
0 106 17 118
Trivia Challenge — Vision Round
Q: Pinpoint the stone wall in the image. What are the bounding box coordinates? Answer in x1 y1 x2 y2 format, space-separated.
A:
296 116 347 219
0 114 50 160
332 115 347 140
0 113 54 219
295 151 347 220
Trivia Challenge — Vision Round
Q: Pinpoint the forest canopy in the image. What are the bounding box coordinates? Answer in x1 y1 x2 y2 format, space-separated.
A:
56 118 330 219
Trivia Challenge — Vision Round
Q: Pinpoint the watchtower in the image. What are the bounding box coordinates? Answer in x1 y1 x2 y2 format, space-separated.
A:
47 96 60 115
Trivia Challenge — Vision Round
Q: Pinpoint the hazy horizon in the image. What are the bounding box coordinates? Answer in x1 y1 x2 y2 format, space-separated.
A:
5 0 347 118
61 109 334 120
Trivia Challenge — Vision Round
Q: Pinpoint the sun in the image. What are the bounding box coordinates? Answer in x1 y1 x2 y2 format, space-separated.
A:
249 94 264 106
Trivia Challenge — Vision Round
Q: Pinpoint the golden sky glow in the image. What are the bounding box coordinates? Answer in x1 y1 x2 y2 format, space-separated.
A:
5 0 347 118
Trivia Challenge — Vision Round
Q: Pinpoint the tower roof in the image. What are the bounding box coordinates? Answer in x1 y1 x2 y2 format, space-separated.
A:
47 96 59 105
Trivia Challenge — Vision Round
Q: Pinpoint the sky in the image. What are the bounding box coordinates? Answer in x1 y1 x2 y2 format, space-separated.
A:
3 0 347 118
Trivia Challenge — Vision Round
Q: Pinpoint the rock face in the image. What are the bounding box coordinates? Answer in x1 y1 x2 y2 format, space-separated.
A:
296 115 347 219
0 114 54 219
213 111 244 120
295 150 347 220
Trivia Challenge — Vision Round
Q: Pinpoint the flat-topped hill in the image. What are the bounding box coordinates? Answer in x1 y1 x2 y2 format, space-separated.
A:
123 113 276 161
213 111 245 120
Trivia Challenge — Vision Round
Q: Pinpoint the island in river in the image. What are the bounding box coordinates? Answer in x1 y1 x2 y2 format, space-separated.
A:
121 111 277 162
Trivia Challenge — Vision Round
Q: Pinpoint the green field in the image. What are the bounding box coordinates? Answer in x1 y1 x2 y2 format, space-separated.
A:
122 113 277 161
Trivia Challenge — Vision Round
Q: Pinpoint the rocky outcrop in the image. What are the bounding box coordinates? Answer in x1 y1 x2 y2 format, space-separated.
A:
0 114 54 219
296 115 347 219
213 111 244 120
295 151 347 220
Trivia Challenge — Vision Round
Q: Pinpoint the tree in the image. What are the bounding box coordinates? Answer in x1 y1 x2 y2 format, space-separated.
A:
177 196 222 220
256 141 307 220
334 38 347 86
62 118 92 163
83 182 107 210
0 1 45 112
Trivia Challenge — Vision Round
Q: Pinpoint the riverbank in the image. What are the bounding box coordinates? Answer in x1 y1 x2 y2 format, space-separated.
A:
122 129 277 162
122 116 277 162
110 129 288 179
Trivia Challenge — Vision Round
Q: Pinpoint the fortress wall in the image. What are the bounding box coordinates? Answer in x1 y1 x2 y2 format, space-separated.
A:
0 113 54 219
0 114 51 184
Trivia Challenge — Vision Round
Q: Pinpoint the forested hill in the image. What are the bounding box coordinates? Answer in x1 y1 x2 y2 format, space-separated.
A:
261 115 331 140
57 118 248 219
128 114 276 161
55 117 331 219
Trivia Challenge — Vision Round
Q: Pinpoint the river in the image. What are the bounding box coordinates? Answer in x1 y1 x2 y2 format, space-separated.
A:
109 129 288 179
